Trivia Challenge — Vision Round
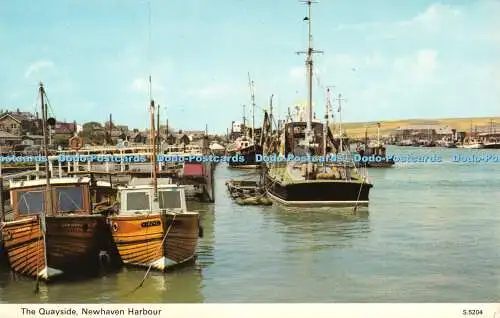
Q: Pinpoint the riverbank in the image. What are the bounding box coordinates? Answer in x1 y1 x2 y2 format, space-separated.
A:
336 116 500 138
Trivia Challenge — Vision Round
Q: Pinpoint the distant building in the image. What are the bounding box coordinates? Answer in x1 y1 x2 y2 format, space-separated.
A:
54 121 77 134
393 124 454 141
0 130 22 146
0 110 40 136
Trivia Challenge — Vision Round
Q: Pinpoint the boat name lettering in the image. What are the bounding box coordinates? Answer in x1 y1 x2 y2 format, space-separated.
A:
141 220 161 227
60 223 89 232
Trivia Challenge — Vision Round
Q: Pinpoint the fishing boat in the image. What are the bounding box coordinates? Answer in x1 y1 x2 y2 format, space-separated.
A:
457 122 485 149
0 83 118 281
356 124 395 168
457 137 484 149
108 177 201 270
107 81 202 271
226 74 262 169
226 136 262 169
483 139 500 149
264 2 373 207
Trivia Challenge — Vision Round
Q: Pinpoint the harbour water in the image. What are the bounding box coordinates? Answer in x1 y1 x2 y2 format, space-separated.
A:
0 146 499 302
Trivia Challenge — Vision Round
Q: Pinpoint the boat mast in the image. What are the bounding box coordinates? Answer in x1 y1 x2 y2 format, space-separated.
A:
248 73 256 144
147 1 157 200
297 0 322 153
149 93 158 200
40 82 53 218
156 104 160 147
377 122 381 146
242 104 246 135
336 93 344 151
323 88 331 157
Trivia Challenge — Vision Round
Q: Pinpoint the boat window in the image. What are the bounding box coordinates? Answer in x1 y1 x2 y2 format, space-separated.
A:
55 187 84 212
158 190 182 209
127 191 150 210
16 190 44 214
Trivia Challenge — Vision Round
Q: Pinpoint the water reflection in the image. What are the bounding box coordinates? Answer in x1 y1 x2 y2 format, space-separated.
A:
266 205 371 253
0 202 215 304
189 202 215 268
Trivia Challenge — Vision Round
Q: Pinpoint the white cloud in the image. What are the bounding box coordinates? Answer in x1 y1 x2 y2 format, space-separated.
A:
404 3 462 29
24 60 54 78
393 49 439 81
335 2 493 41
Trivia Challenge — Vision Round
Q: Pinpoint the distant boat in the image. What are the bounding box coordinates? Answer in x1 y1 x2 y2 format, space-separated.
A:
356 145 395 168
226 136 262 169
457 137 484 149
356 126 395 168
397 139 414 146
226 75 263 169
483 140 500 149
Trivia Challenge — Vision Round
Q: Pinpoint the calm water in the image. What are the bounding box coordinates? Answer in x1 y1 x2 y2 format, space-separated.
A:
1 146 499 302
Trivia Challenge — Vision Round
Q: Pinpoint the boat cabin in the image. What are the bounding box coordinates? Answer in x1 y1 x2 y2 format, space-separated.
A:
283 121 325 156
8 177 114 219
117 178 187 215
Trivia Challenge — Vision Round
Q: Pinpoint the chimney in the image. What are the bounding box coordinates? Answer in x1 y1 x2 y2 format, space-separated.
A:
17 108 20 113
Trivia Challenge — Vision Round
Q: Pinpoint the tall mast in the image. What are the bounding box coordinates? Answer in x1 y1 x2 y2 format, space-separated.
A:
248 73 256 143
297 0 322 152
336 93 345 151
156 104 160 147
150 98 157 200
377 122 381 146
109 113 113 144
242 104 247 136
40 82 52 218
323 88 331 157
147 1 157 199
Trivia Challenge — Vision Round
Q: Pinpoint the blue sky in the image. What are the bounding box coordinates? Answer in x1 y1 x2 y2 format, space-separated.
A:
1 0 499 133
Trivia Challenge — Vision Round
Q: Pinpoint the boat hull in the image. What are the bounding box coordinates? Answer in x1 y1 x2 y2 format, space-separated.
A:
227 144 262 169
1 215 112 280
1 216 49 279
265 174 372 207
108 213 200 271
45 215 116 277
483 143 500 149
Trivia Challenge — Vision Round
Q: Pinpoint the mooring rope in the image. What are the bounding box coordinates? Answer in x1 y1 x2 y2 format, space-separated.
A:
352 179 364 212
127 213 178 295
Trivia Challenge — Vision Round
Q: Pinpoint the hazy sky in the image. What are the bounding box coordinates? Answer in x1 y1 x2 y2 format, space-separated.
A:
1 0 499 133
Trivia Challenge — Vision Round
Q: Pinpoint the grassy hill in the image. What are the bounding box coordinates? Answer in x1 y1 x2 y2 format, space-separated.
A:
333 117 500 138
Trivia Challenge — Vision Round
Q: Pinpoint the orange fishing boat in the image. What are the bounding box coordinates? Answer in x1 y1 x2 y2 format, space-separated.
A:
1 177 118 280
108 178 201 270
0 83 118 281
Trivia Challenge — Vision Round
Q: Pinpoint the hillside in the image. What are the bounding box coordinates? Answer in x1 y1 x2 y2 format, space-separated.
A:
333 117 500 138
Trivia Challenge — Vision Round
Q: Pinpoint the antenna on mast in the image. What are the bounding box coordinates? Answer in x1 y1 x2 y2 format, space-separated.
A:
146 0 157 200
248 73 256 144
148 1 152 102
296 0 323 154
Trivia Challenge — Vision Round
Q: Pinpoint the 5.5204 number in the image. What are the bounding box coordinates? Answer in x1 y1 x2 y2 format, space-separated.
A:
462 309 483 315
